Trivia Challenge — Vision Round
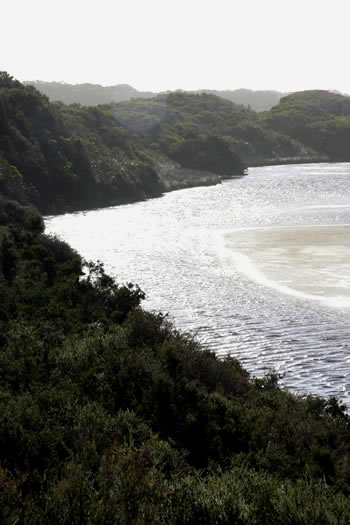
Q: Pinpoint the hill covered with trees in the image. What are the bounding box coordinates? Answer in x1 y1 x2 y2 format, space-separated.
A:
109 91 318 166
1 196 350 523
2 73 350 214
198 88 286 111
0 73 166 213
26 80 285 112
261 90 350 161
0 73 244 213
107 89 350 166
24 80 155 106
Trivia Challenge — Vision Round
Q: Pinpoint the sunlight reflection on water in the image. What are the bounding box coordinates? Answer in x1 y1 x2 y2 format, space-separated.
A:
46 163 350 406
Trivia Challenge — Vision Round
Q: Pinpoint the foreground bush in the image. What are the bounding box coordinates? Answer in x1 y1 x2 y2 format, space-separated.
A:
0 198 350 522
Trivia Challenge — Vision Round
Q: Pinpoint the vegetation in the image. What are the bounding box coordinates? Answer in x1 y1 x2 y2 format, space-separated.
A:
0 72 165 213
27 80 285 112
261 90 350 161
198 88 286 111
1 197 350 523
109 89 350 165
1 71 350 522
109 92 307 166
1 73 247 213
24 81 155 106
27 80 350 163
2 72 350 214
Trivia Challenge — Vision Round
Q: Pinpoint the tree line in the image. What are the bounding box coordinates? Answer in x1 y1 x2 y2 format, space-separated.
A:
2 72 350 215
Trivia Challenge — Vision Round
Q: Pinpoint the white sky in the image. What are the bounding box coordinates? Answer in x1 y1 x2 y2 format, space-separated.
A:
2 0 349 94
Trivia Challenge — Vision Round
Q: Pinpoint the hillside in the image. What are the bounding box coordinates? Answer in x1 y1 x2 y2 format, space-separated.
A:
24 80 155 105
0 73 166 213
111 89 350 165
199 88 286 111
261 90 350 161
1 73 243 213
2 73 350 214
1 197 350 522
109 91 329 165
2 76 350 524
26 80 285 111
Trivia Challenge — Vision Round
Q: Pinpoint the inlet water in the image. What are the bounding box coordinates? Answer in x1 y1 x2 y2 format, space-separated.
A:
46 163 350 405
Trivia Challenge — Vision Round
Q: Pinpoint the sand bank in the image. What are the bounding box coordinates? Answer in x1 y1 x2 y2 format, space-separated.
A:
224 225 350 307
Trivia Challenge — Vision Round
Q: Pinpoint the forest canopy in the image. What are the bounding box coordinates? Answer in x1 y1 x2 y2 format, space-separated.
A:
1 72 350 213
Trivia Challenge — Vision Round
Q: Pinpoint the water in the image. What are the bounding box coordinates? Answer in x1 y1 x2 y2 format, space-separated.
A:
45 163 350 405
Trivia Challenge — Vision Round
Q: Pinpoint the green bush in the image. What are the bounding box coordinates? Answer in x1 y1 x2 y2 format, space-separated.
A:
1 198 350 521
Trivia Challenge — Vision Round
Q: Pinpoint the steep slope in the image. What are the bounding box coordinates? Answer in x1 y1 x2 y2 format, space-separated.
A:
261 90 350 161
112 90 350 165
110 91 318 165
0 74 247 212
2 74 350 214
24 79 350 164
1 197 350 522
0 73 165 212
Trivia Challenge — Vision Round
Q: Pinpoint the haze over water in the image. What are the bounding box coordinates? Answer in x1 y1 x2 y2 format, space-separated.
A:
46 163 350 405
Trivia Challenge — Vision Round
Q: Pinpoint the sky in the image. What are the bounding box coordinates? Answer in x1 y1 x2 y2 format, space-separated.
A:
2 0 349 94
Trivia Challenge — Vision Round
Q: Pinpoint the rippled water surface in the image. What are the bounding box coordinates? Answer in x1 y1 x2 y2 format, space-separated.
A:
46 163 350 404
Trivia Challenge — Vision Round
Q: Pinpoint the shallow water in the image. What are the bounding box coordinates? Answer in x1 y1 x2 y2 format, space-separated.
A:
225 225 350 307
46 163 350 405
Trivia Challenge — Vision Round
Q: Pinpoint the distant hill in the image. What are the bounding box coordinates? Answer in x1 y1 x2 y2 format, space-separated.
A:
26 80 285 111
198 88 286 111
23 80 156 105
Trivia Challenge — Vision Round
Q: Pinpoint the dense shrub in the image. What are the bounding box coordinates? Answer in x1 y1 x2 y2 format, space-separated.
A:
0 198 350 521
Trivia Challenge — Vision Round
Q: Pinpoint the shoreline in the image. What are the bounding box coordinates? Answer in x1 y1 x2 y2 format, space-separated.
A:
44 159 350 218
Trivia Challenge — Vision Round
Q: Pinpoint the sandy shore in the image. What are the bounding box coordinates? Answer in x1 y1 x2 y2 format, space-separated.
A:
225 225 350 307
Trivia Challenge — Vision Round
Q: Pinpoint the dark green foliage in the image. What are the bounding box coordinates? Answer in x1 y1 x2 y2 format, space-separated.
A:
2 74 350 216
0 73 165 213
261 90 350 161
111 92 262 165
0 198 350 521
1 75 350 521
0 74 249 214
170 135 245 175
0 196 44 233
111 90 350 166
